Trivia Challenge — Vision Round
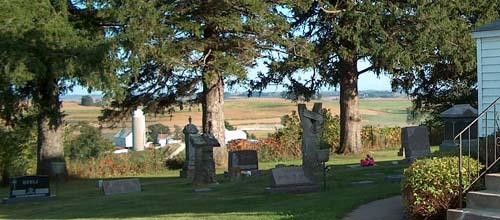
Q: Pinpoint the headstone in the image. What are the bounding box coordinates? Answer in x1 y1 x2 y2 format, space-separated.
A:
102 178 141 196
181 116 199 180
193 188 213 193
228 150 258 176
384 175 404 183
191 133 221 185
268 166 319 193
298 103 324 179
3 176 53 204
349 180 376 186
401 126 431 161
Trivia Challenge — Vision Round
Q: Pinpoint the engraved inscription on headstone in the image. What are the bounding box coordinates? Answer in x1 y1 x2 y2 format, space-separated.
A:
102 179 141 196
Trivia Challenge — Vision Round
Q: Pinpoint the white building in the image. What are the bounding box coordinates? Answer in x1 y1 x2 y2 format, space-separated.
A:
157 133 168 147
225 129 247 144
114 129 133 148
472 20 500 136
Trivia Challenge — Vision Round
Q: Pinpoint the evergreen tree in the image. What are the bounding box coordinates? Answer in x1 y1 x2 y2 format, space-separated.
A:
252 0 500 154
391 1 499 123
101 0 289 166
0 0 112 176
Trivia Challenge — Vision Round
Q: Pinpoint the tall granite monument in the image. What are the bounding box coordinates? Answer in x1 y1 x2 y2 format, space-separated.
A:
298 103 324 179
181 117 199 180
190 133 221 185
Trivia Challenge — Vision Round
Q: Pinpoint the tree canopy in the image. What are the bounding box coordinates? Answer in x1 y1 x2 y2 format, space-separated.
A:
0 0 112 175
250 0 500 153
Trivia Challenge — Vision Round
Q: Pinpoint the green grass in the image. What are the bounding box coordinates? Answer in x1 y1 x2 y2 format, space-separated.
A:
0 149 406 220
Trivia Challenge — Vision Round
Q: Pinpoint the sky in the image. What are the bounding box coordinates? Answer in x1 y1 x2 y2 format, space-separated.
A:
68 72 392 96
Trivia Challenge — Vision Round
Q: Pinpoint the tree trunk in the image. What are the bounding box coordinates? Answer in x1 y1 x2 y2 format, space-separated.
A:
202 74 227 168
36 93 66 177
338 58 362 154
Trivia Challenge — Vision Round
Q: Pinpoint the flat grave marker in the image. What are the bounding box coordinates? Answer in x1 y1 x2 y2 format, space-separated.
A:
268 166 319 193
102 178 141 196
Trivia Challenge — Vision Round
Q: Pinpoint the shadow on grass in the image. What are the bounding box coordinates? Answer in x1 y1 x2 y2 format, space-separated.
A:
0 160 408 220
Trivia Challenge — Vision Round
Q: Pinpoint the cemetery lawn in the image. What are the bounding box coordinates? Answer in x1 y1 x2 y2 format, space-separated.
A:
0 149 406 220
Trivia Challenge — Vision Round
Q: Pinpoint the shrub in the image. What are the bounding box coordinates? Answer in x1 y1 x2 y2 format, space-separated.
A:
148 123 170 143
402 156 483 220
0 123 37 185
64 123 114 160
80 95 95 106
67 148 172 178
164 153 185 170
361 126 401 150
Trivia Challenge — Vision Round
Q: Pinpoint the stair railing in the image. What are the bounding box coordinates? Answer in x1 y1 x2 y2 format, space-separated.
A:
455 96 500 208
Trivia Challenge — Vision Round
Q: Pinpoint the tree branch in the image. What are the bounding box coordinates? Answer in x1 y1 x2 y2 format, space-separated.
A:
357 66 373 75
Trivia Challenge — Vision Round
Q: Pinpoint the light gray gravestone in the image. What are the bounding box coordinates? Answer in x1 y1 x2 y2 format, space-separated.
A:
401 126 431 161
102 178 141 196
269 166 319 193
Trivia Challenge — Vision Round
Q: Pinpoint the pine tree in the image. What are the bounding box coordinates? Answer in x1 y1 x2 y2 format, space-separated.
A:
101 0 288 166
0 0 112 176
252 0 500 154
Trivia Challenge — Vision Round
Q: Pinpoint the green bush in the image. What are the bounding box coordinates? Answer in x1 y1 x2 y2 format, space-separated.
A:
64 123 114 160
80 95 95 106
148 123 170 143
402 156 483 220
0 124 37 185
164 153 185 170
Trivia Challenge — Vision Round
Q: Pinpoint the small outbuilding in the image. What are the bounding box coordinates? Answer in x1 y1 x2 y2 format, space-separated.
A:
439 104 478 150
114 129 133 148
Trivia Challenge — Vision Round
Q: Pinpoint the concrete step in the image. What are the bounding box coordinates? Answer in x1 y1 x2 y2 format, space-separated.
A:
486 173 500 191
467 190 500 209
448 208 500 220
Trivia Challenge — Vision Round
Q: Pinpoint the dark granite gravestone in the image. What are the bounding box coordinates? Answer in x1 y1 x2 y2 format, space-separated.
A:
401 126 431 161
228 150 258 173
9 176 50 198
3 175 53 204
191 134 220 185
268 166 320 193
102 179 141 196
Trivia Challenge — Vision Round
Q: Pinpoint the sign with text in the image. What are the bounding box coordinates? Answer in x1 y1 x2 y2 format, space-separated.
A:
9 176 50 198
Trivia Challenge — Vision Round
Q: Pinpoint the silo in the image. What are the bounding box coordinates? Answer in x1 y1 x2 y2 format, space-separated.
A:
132 109 146 151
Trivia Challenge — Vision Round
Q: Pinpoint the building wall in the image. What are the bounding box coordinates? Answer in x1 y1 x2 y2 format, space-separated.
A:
476 35 500 137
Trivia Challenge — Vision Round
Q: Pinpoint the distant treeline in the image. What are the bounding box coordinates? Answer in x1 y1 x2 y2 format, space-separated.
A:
225 90 407 99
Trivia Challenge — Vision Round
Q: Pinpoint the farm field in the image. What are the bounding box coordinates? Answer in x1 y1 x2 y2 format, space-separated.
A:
62 97 413 139
0 148 406 220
